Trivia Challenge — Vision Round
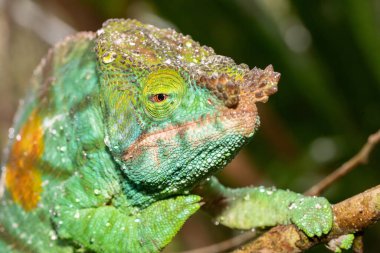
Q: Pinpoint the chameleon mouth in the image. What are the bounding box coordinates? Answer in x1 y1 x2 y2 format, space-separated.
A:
121 109 257 162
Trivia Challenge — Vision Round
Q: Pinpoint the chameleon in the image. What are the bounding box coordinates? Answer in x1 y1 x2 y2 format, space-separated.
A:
0 19 333 252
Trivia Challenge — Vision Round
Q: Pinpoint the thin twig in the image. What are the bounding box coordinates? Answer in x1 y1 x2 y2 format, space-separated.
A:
180 231 257 253
305 129 380 196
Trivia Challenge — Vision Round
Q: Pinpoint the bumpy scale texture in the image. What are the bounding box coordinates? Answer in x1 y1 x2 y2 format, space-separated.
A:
0 19 332 253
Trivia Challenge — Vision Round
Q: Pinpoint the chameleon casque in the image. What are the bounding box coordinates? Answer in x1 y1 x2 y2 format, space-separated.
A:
0 19 333 252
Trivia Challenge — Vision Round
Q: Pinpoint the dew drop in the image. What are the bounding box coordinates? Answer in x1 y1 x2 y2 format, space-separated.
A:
102 51 117 64
8 128 15 139
49 231 57 241
97 29 105 36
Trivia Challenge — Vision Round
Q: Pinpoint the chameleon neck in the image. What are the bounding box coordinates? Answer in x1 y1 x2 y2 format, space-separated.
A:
121 176 162 207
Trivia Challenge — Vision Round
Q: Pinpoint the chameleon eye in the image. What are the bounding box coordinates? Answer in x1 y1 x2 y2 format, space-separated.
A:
150 93 169 103
142 69 186 120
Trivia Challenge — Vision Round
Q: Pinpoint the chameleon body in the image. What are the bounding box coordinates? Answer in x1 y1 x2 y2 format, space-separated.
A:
0 19 333 252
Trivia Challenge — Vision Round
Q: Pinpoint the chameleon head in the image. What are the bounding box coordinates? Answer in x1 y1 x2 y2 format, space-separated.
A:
96 19 280 201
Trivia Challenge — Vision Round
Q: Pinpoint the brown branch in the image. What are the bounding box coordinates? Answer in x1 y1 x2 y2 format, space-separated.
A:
232 184 380 253
305 129 380 196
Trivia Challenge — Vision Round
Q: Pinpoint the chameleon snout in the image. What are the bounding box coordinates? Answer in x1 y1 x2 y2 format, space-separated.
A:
241 64 280 104
218 65 280 138
197 64 280 110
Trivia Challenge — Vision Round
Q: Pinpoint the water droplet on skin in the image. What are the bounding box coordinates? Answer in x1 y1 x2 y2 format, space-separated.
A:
104 136 110 146
114 39 123 45
42 180 50 187
289 203 297 210
50 231 57 241
97 29 104 36
8 128 15 139
102 51 117 64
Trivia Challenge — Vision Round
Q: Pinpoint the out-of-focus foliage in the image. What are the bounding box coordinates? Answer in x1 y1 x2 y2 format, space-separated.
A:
0 0 379 252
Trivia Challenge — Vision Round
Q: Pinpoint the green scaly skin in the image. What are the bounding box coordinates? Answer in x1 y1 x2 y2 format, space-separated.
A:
0 19 333 252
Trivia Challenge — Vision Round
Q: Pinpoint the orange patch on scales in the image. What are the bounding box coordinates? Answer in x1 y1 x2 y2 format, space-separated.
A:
5 110 44 211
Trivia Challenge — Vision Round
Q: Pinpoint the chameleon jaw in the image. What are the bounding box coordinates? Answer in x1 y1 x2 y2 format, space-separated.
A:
119 110 252 200
121 109 258 163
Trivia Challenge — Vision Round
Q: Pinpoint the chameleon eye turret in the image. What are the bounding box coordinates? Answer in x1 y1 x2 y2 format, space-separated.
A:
141 69 187 120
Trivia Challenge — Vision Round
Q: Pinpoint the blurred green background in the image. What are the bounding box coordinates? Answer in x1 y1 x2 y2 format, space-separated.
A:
0 0 379 252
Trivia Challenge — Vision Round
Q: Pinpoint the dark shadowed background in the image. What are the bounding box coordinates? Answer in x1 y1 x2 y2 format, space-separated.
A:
0 0 379 252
